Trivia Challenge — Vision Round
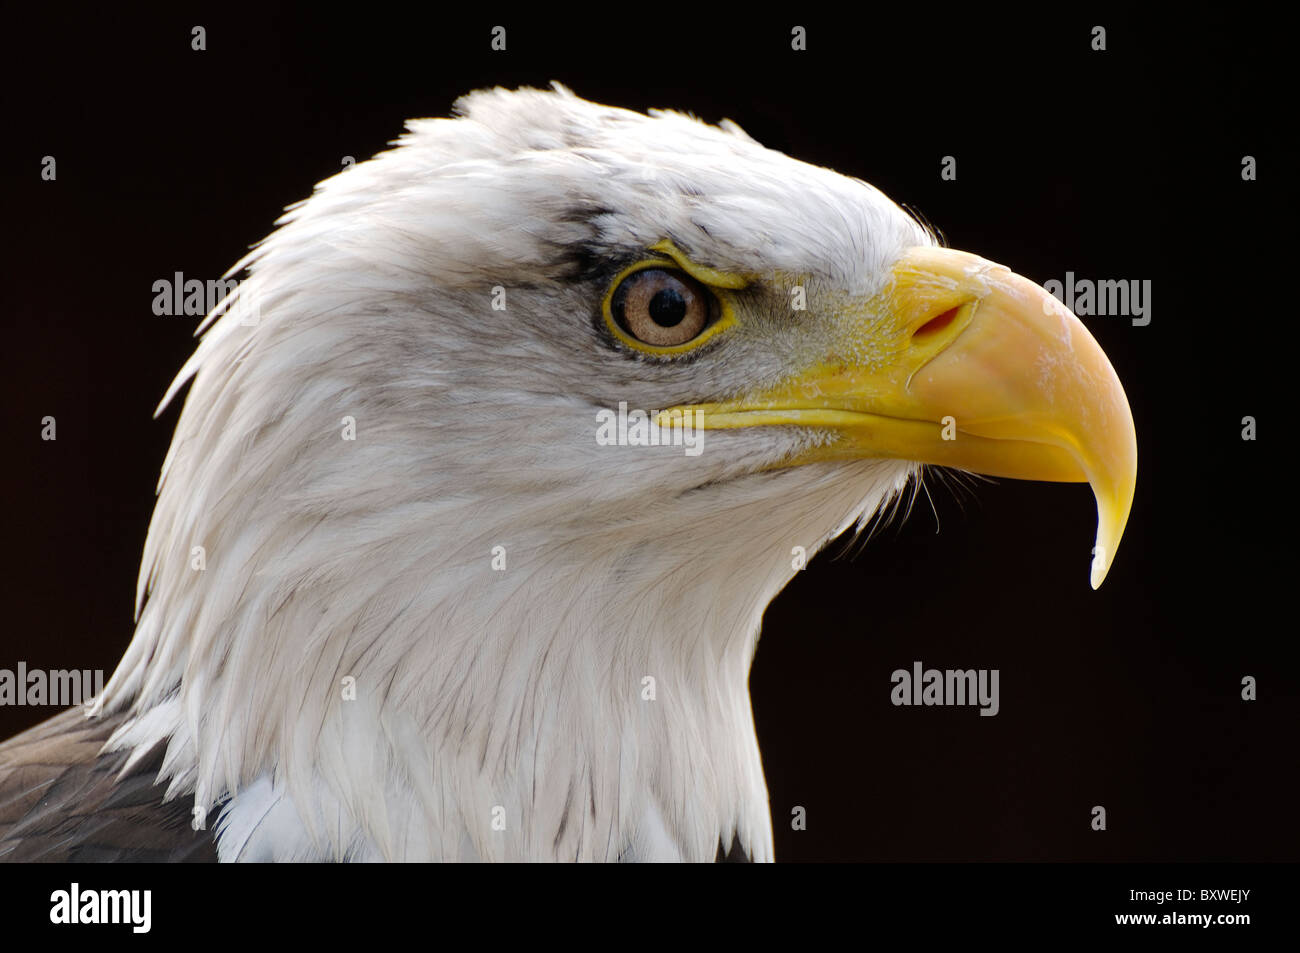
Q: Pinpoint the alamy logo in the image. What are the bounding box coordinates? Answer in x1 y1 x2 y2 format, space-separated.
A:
49 883 151 933
595 401 704 456
152 272 260 324
890 661 1000 716
0 662 103 707
1042 272 1151 326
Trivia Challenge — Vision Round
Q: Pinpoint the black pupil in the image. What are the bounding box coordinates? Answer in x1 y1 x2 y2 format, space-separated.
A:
648 287 687 327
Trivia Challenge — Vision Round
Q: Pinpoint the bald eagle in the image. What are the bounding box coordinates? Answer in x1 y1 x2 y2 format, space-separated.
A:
0 85 1135 862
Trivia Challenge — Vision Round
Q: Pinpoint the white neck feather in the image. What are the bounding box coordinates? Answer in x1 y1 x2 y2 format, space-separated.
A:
100 400 911 860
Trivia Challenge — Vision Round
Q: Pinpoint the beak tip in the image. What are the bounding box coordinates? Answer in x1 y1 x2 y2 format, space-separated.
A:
1089 471 1135 590
1090 524 1117 590
1089 560 1107 590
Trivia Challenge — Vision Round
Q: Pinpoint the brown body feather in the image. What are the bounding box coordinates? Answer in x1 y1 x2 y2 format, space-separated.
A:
0 708 216 862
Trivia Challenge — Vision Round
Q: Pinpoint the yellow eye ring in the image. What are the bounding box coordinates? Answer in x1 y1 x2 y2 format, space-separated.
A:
600 241 743 356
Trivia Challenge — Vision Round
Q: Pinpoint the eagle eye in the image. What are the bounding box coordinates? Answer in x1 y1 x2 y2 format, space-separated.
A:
601 245 742 356
610 268 711 347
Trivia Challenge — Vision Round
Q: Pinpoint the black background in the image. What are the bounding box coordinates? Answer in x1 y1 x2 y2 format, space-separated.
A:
1 4 1293 865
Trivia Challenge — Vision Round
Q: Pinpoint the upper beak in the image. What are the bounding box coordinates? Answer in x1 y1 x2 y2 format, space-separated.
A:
661 246 1137 588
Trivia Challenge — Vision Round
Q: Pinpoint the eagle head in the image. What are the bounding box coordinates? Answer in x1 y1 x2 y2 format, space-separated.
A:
95 85 1136 862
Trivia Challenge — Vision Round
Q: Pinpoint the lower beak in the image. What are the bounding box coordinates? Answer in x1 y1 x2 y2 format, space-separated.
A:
662 246 1137 588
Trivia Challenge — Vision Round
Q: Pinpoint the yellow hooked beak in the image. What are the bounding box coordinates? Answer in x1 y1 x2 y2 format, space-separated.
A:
661 246 1137 588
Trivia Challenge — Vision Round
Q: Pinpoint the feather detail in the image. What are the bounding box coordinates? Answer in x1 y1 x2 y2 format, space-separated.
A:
0 708 216 862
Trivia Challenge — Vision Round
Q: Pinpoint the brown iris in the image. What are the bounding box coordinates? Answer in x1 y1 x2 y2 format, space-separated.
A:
610 268 711 347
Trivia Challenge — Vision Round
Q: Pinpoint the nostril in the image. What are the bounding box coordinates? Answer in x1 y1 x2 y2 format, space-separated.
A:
915 306 962 339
